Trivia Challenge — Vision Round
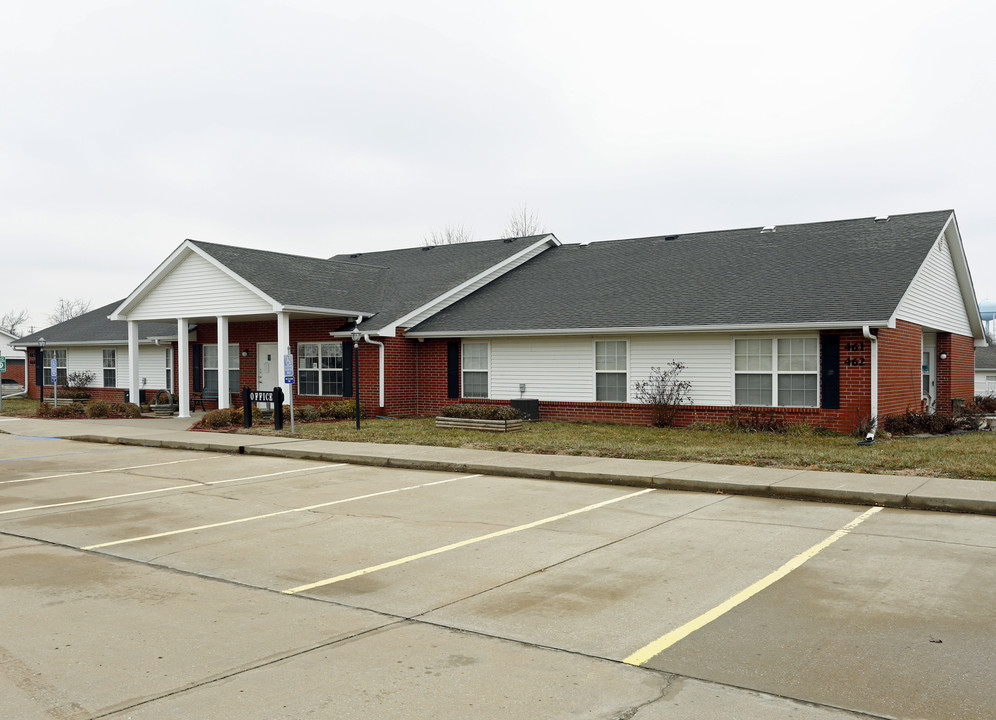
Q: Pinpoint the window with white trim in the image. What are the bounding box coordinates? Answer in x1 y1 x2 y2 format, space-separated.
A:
734 337 818 407
43 349 67 386
595 340 628 402
298 342 343 396
203 344 240 392
102 349 116 388
462 342 489 398
165 347 173 392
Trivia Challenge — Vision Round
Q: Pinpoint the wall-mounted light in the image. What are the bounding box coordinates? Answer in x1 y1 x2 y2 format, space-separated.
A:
242 349 250 358
939 352 948 361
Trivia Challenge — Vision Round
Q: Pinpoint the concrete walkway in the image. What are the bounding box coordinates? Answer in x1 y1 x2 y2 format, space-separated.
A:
1 414 994 515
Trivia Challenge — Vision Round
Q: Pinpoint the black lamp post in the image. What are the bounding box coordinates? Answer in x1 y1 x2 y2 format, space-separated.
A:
350 327 361 430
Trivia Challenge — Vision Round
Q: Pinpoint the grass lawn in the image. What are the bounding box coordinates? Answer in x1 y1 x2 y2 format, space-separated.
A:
245 417 996 482
0 397 39 417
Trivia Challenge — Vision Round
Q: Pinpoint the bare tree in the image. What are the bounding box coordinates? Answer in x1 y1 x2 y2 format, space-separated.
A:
424 224 474 246
500 204 546 239
0 309 29 336
47 298 92 325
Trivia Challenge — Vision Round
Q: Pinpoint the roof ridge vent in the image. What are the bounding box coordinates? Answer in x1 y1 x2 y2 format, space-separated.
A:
503 238 516 243
664 234 679 241
761 225 776 233
421 245 433 251
874 215 890 222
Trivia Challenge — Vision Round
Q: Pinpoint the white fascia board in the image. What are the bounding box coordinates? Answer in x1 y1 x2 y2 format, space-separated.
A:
887 212 986 339
374 234 560 336
279 304 371 318
111 240 281 320
407 320 890 339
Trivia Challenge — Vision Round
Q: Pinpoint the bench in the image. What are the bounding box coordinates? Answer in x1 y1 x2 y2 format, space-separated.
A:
190 389 218 411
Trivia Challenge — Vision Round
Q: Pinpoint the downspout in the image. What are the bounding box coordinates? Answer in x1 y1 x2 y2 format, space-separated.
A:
859 326 878 443
363 334 385 409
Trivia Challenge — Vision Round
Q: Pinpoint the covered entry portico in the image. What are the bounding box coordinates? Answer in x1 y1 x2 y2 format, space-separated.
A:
110 240 368 418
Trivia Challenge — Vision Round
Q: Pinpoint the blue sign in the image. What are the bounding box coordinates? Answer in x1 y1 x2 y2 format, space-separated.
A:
50 358 57 384
283 354 295 384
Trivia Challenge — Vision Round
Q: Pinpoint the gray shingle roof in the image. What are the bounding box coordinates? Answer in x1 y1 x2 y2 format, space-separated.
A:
17 301 181 346
976 345 996 370
411 211 956 334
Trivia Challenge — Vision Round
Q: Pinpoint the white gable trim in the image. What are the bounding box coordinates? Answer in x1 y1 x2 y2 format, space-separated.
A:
111 241 280 320
889 213 986 340
370 234 560 336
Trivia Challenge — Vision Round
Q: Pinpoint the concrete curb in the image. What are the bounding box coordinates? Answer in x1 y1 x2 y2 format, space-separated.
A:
61 431 996 516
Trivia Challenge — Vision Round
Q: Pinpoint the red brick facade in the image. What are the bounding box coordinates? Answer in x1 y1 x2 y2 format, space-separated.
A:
22 318 978 433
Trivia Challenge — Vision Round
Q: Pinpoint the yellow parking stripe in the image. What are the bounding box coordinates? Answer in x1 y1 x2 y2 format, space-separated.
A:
83 474 481 550
623 505 883 666
283 488 654 595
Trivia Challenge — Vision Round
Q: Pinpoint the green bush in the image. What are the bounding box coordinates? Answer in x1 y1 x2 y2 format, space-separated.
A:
113 402 143 419
317 400 366 420
296 405 319 422
201 407 244 429
438 404 522 421
86 399 112 418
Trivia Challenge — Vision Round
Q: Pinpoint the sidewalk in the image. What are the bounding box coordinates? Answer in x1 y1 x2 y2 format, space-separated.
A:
2 415 994 515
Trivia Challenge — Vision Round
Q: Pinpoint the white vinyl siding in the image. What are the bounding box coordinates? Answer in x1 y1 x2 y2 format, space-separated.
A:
43 346 171 391
128 251 273 320
976 372 996 396
894 232 973 336
462 342 490 398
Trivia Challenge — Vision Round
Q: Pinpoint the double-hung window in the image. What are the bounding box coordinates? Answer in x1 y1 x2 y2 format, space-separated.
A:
203 344 240 392
462 342 489 398
298 342 343 396
43 349 67 386
165 348 173 392
734 337 818 407
102 349 116 388
595 340 628 401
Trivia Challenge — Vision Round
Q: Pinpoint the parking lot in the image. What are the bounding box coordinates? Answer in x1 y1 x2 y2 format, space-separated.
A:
1 429 994 719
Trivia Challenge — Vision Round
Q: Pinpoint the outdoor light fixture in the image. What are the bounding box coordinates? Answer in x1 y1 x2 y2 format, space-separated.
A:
350 327 362 430
940 352 948 361
242 349 249 358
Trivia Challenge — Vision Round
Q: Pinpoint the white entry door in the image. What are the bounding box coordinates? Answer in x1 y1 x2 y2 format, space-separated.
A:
257 343 279 409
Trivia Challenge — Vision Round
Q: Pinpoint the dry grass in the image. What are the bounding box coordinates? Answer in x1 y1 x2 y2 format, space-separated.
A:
247 417 996 481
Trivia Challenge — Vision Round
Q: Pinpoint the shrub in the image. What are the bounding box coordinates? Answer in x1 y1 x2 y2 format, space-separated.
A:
296 405 319 422
438 404 522 421
67 370 96 389
113 402 143 419
882 410 958 436
317 400 366 420
36 402 52 417
973 394 996 413
86 399 112 418
201 407 243 429
51 402 85 418
632 361 693 427
59 387 92 400
723 410 785 433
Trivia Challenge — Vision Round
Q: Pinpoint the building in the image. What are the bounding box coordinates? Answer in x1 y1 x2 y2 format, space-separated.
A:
15 210 987 432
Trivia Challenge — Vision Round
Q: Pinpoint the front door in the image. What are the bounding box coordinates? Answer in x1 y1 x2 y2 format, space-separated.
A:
257 343 279 409
922 347 936 412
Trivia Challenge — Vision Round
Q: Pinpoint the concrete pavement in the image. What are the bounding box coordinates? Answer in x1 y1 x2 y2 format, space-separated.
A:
1 414 994 515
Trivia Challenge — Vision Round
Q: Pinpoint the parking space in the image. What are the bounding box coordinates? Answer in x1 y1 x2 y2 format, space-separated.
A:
1 435 993 719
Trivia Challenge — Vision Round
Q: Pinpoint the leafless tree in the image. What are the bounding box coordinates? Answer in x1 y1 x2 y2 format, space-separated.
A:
424 224 474 246
500 204 546 239
47 298 92 325
0 309 29 336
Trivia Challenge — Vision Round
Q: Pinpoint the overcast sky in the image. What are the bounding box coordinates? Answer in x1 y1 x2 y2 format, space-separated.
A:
2 0 994 334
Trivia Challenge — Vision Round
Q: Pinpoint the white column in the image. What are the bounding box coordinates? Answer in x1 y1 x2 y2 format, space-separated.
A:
127 320 140 406
276 312 291 402
178 318 190 418
217 315 230 409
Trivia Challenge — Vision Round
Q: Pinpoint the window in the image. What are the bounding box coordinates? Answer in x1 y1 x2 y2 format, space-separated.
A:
462 342 489 398
298 342 343 396
734 337 818 407
102 349 116 388
203 344 240 392
595 340 628 401
165 347 173 392
43 349 67 386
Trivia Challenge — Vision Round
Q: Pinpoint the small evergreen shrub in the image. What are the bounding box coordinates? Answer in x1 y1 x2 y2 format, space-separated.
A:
36 402 52 417
86 399 111 418
296 405 319 422
317 400 366 420
201 407 243 429
115 402 143 419
51 402 86 418
438 404 522 421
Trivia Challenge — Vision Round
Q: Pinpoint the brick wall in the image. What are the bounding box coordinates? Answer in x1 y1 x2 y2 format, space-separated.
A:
877 319 923 416
936 331 976 412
